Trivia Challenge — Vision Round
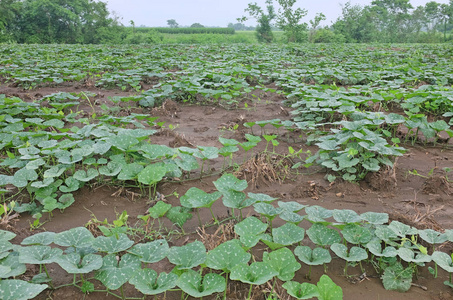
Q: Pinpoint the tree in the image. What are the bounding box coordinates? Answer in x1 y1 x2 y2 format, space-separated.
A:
308 13 326 42
275 0 308 42
167 19 178 28
332 2 377 42
239 0 276 43
370 0 413 42
190 23 204 28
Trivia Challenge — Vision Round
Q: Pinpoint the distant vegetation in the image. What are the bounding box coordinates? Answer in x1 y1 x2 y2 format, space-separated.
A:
0 0 452 44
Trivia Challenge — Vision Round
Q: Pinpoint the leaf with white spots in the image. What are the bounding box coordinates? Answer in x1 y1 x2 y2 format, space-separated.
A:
317 275 343 300
307 224 341 246
263 247 301 281
332 209 361 224
180 187 222 209
282 281 319 299
305 206 332 223
18 246 63 264
21 232 55 246
272 223 305 246
167 241 206 270
93 233 134 254
294 246 332 266
0 252 26 278
129 269 177 295
54 227 94 248
330 243 368 262
56 253 103 274
95 254 141 290
127 239 169 263
230 262 278 285
205 240 251 272
177 270 225 298
360 212 388 225
0 280 47 300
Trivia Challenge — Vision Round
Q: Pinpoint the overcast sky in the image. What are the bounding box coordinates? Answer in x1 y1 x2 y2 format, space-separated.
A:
105 0 450 27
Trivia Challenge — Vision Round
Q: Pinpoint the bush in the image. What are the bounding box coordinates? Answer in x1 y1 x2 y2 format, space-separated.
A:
312 29 345 43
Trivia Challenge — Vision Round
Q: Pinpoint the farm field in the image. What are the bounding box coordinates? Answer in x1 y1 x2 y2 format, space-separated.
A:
0 43 453 300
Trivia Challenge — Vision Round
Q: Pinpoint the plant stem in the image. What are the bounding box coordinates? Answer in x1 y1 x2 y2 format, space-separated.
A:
209 207 219 224
248 284 253 300
224 273 229 300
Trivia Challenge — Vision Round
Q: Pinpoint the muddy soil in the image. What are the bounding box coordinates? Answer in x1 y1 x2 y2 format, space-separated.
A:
2 83 453 300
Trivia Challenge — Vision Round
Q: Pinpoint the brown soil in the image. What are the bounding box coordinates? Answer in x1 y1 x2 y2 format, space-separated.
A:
2 83 453 300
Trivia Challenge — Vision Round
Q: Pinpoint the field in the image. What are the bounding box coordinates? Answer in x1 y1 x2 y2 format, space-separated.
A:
0 43 453 300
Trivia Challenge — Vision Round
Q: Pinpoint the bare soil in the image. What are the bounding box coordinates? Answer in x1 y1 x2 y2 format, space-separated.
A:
2 83 453 300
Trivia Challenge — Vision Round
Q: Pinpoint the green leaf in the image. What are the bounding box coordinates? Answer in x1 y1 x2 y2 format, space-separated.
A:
234 217 268 237
98 161 122 177
381 262 413 292
117 163 143 180
56 253 103 274
141 144 176 160
93 233 134 254
294 246 332 265
180 187 222 209
54 227 94 248
21 232 56 246
0 280 47 300
167 241 206 270
332 209 360 224
12 168 38 188
205 240 251 272
305 206 332 223
263 247 301 281
106 134 139 151
282 281 319 299
130 269 177 295
18 246 63 264
0 252 26 278
221 190 248 209
43 165 68 179
360 212 389 225
148 201 172 219
194 146 219 160
366 240 397 258
432 251 453 273
279 211 305 224
213 173 247 192
397 248 431 264
330 243 368 262
127 239 169 263
230 262 278 285
0 230 16 242
177 270 225 298
307 224 341 246
166 206 192 228
341 224 372 245
175 153 199 171
388 221 418 237
272 223 305 246
278 201 305 212
95 254 141 290
317 275 343 300
137 164 166 185
59 177 80 193
418 229 448 245
253 202 283 219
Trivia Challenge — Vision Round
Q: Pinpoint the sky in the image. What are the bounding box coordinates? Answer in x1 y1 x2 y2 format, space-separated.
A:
105 0 450 27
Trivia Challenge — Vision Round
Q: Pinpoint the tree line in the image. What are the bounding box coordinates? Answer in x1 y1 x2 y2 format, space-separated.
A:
241 0 453 43
0 0 453 44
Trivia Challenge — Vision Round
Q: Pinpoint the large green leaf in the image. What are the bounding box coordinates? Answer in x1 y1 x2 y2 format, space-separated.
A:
12 168 38 188
332 209 360 224
166 206 192 228
381 262 413 292
54 227 94 248
137 164 167 185
129 269 177 295
230 262 278 285
360 212 389 225
282 281 319 299
341 224 372 245
330 243 368 262
18 246 63 264
148 200 171 218
56 253 103 274
0 252 26 278
366 240 397 258
92 233 134 254
177 270 225 298
21 232 55 246
95 254 141 290
98 161 122 177
167 241 206 270
180 187 221 208
305 206 332 223
127 239 169 263
307 224 341 246
263 247 301 281
418 229 448 245
317 275 343 300
205 240 251 272
213 173 247 192
106 135 139 151
253 202 283 219
272 223 305 246
0 280 47 300
397 248 431 264
388 221 418 237
432 251 453 273
294 246 332 265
